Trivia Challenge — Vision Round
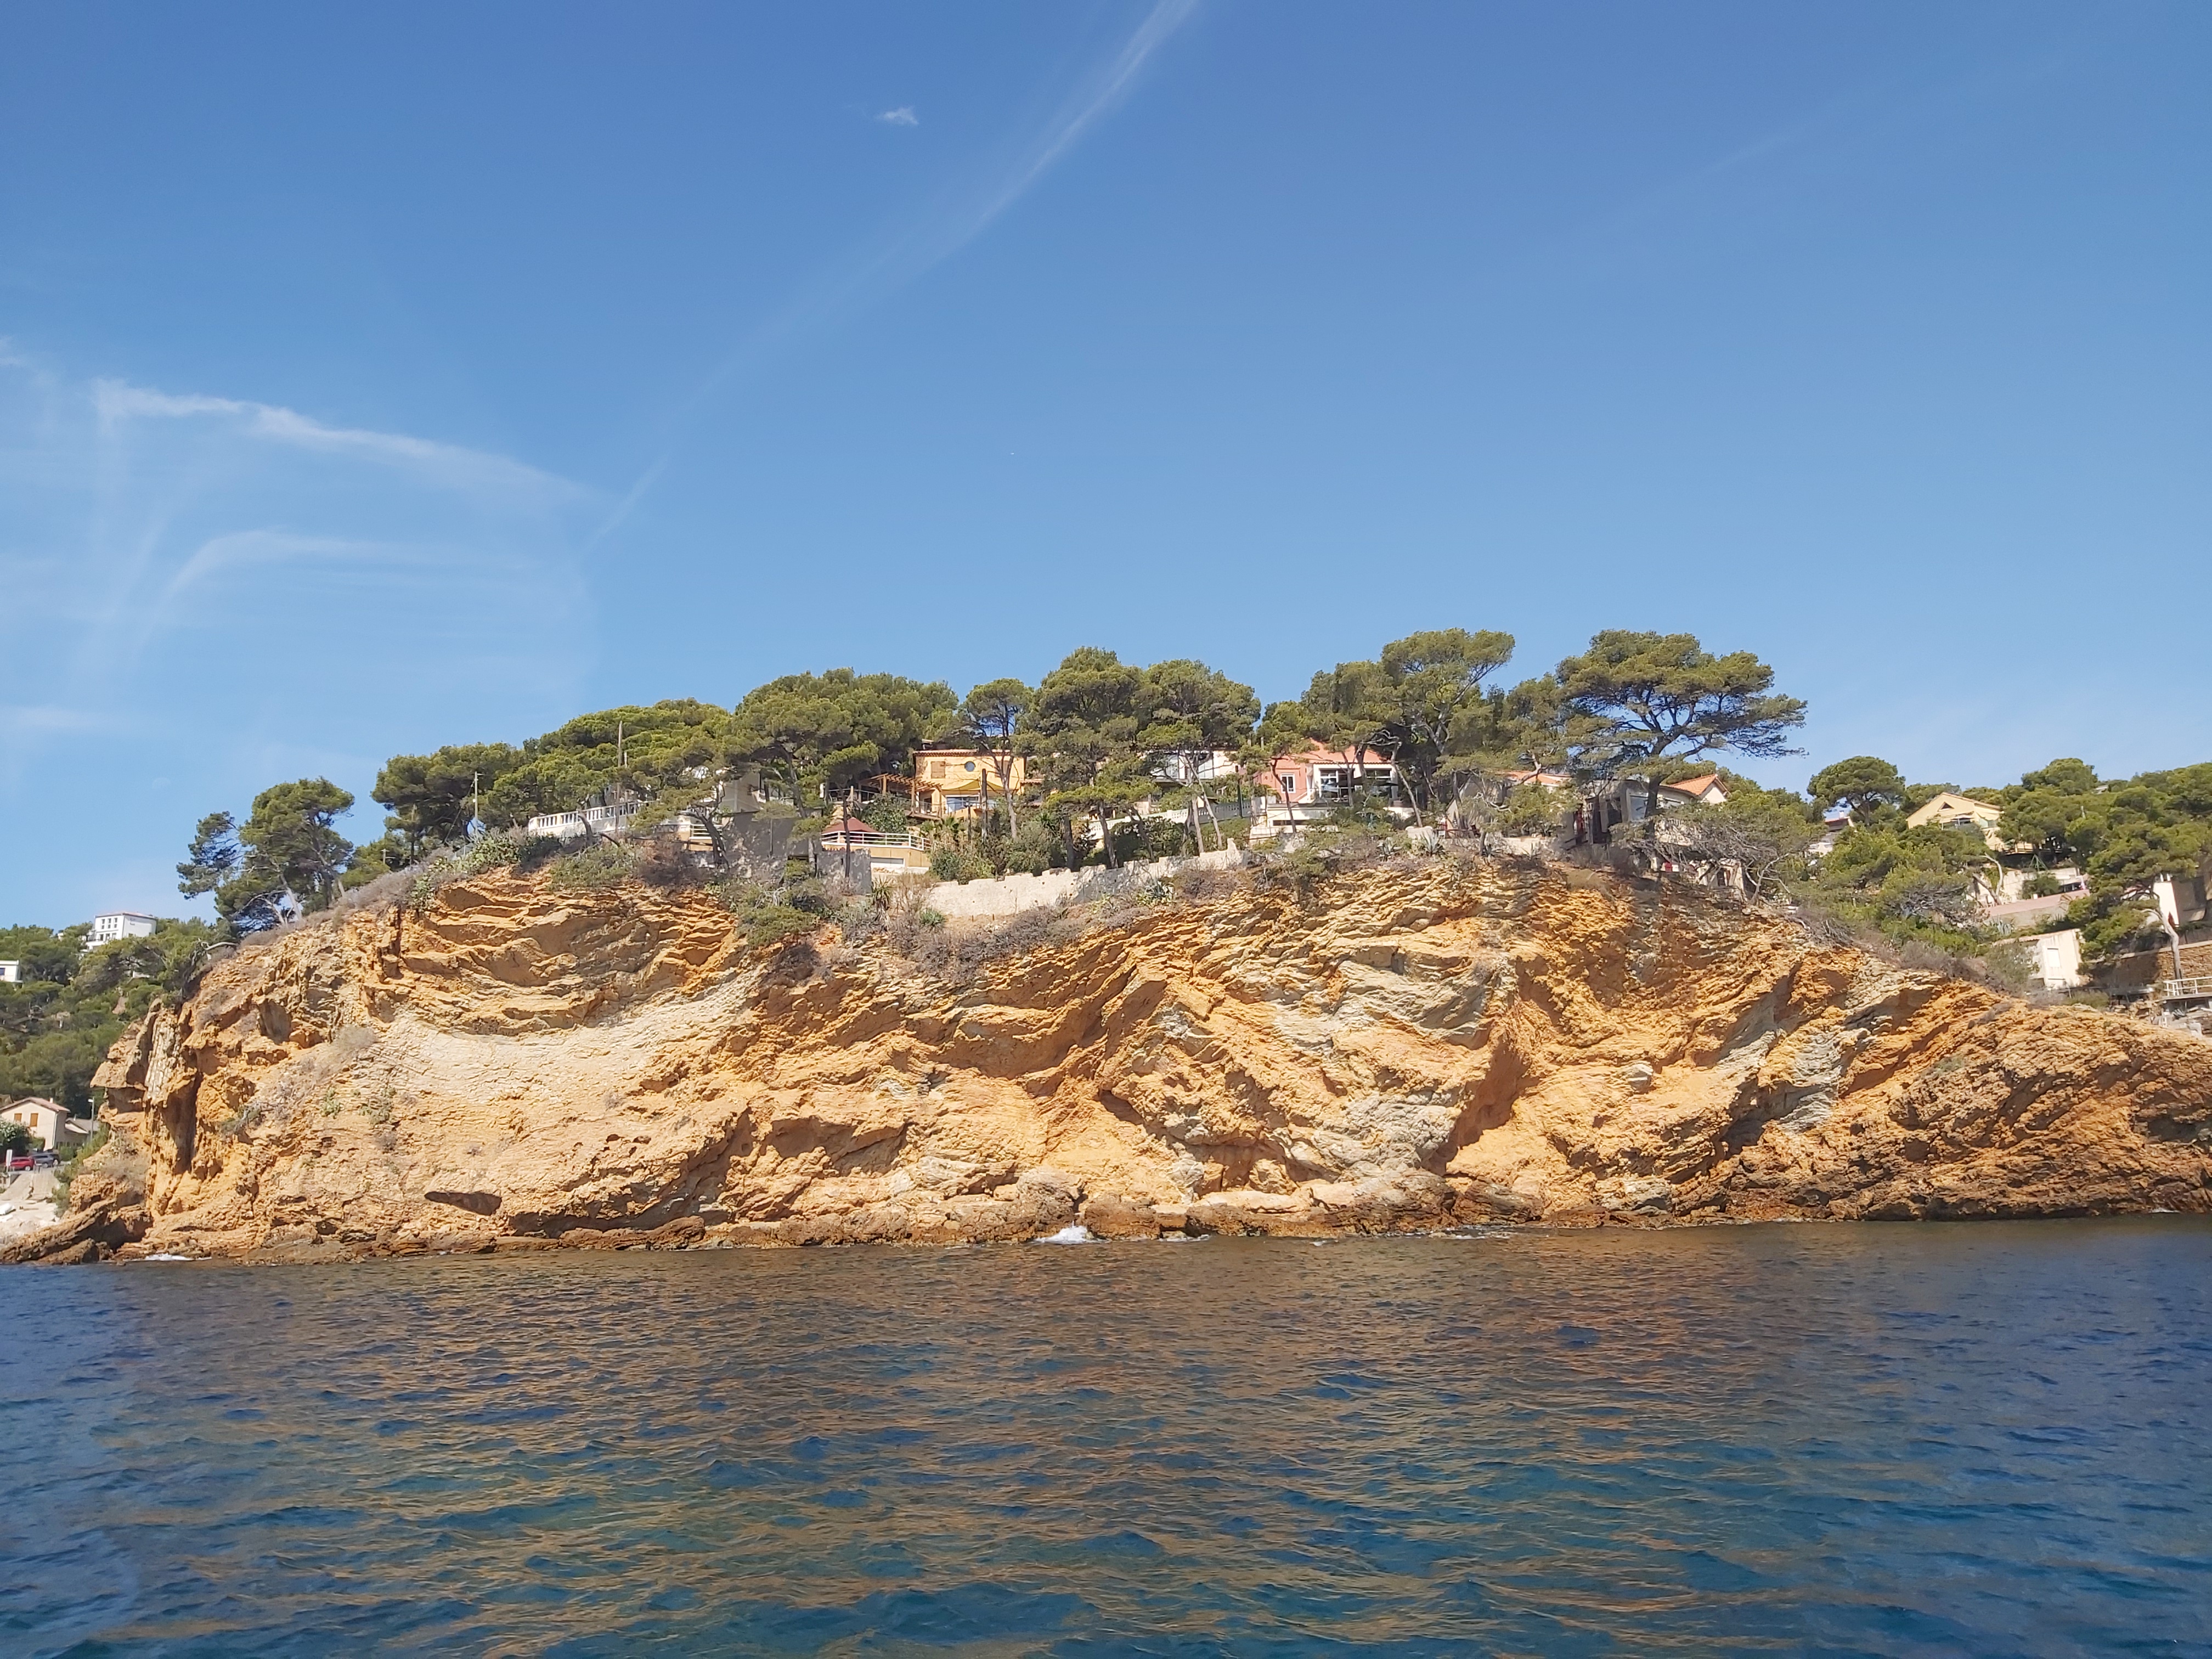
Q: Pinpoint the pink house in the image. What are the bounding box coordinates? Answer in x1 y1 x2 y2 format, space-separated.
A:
1260 744 1402 808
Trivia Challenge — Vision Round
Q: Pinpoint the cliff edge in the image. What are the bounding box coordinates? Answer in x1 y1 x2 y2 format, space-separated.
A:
62 856 2212 1259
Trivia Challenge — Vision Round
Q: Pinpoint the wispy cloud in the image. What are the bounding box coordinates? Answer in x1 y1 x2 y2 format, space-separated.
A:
853 0 1202 304
0 350 598 821
619 0 1201 520
877 106 919 127
584 455 669 552
956 0 1199 245
1586 33 2081 261
0 706 112 738
92 379 583 503
159 529 546 602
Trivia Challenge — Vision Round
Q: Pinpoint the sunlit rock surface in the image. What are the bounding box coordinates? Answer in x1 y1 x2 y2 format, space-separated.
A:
75 858 2212 1259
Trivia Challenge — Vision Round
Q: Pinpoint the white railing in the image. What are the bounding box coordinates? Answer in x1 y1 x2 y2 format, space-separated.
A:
526 804 639 840
823 830 925 849
2158 975 2212 1002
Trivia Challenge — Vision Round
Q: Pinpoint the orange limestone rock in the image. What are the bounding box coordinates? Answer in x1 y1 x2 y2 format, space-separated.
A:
80 860 2212 1258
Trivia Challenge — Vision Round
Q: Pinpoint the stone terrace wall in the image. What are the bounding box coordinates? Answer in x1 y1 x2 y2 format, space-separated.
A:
913 847 1246 920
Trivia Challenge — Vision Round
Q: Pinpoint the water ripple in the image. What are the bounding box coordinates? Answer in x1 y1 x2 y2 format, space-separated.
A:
2 1220 2208 1655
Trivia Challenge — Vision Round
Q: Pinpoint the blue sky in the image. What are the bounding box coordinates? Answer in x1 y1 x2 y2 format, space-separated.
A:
2 1 2206 926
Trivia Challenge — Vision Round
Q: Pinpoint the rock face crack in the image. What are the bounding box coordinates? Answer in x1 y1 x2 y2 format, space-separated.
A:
52 860 2212 1259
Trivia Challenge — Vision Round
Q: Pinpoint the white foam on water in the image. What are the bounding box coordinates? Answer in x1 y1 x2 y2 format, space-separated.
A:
144 1252 195 1262
1034 1224 1097 1244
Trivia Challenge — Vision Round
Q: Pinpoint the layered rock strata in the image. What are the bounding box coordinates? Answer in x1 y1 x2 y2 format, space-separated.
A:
53 857 2212 1260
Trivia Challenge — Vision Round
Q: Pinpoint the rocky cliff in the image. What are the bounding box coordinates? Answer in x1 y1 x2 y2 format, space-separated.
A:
64 856 2212 1259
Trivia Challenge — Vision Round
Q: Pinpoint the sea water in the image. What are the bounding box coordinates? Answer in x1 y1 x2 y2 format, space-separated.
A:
3 1220 2208 1655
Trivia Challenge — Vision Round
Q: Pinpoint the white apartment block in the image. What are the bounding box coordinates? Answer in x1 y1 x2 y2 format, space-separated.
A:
86 911 159 946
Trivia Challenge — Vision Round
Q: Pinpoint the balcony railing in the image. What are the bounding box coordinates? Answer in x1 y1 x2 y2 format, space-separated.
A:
526 804 639 839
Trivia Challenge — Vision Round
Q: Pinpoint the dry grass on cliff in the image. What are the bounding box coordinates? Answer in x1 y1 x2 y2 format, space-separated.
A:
876 838 1444 986
58 1121 146 1214
1785 888 2033 995
348 826 2039 1011
882 899 1118 985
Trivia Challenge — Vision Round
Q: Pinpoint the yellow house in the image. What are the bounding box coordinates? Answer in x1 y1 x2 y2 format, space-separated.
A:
905 750 1030 818
1906 791 2024 852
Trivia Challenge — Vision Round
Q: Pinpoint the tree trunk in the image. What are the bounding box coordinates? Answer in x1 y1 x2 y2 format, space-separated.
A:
1097 807 1117 868
995 750 1018 837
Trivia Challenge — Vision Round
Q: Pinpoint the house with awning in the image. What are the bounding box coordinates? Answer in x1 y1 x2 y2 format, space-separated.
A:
873 751 1031 820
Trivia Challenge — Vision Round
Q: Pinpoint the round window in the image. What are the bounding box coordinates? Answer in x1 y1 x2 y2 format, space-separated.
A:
964 761 977 772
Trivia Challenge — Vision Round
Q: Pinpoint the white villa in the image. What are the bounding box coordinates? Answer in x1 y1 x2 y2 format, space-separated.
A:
2 1097 94 1152
86 912 157 946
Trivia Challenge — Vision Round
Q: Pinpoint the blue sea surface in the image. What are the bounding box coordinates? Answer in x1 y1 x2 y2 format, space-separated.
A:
3 1220 2208 1656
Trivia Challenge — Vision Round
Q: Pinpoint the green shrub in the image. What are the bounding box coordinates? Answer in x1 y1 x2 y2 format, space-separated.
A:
50 1122 108 1206
929 845 994 882
1495 785 1569 837
635 829 708 889
714 875 824 947
408 831 528 906
546 842 636 891
1113 816 1189 864
744 906 819 947
859 794 911 833
1005 817 1071 875
1323 797 1396 833
514 834 568 871
1250 827 1378 900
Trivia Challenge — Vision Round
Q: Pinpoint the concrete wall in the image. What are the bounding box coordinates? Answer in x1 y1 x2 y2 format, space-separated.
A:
2015 928 2084 990
912 847 1246 920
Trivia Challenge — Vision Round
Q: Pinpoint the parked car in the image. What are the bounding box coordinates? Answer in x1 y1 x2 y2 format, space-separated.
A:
3 1154 33 1174
32 1150 59 1169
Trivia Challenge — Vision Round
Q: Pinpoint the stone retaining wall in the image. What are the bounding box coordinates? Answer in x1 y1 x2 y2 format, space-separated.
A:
913 847 1246 919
